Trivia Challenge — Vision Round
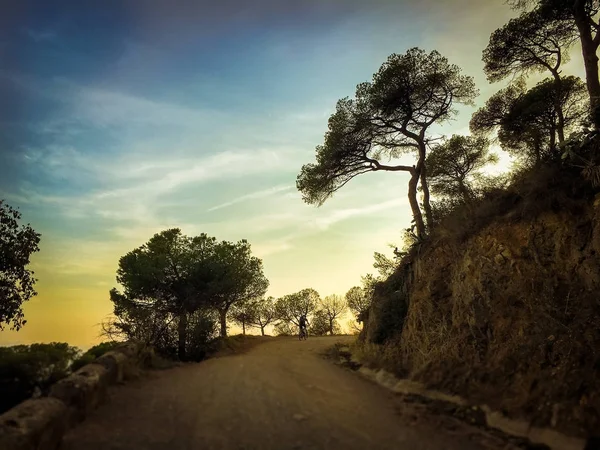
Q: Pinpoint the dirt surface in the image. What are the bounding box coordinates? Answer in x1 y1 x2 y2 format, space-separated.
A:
61 336 517 450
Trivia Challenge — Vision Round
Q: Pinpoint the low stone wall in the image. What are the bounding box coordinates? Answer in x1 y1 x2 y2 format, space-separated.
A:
0 342 153 450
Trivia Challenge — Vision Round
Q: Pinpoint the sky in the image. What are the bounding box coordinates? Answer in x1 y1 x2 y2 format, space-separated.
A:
0 0 587 348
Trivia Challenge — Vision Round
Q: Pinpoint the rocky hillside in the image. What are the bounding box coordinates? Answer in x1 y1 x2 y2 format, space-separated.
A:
358 165 600 438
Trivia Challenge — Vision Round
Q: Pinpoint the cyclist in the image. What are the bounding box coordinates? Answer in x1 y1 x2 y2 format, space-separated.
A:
299 314 309 339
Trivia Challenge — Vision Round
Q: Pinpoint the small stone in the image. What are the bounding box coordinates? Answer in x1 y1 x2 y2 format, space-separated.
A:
293 413 307 421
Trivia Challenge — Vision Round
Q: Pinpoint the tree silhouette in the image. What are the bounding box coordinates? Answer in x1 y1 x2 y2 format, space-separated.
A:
297 48 477 238
0 200 41 331
483 8 577 142
472 76 586 164
426 135 497 202
320 295 346 335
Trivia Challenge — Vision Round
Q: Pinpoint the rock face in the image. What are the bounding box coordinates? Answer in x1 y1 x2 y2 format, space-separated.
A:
361 196 600 438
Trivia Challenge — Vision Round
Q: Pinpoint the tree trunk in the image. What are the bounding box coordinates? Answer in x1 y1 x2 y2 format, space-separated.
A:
260 325 265 336
329 318 334 336
458 180 471 204
407 169 426 239
419 164 434 231
416 143 432 232
574 0 600 128
550 70 566 144
242 321 246 336
219 309 228 337
177 311 188 361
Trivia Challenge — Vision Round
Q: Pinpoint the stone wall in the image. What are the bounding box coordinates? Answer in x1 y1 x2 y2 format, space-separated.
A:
0 343 153 450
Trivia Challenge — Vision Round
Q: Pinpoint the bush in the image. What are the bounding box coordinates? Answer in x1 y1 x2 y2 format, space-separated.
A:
0 343 80 413
71 341 123 372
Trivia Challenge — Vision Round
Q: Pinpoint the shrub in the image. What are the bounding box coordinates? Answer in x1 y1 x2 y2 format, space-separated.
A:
71 341 123 372
0 342 80 413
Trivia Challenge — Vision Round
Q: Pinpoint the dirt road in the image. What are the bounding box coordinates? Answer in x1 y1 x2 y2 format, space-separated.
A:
61 336 507 450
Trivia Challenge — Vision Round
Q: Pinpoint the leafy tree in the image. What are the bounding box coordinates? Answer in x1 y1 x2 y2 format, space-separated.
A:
483 7 577 141
208 239 269 337
319 294 346 335
345 286 371 323
0 200 41 331
297 48 478 238
426 135 497 202
110 229 218 360
248 296 278 336
230 300 257 336
509 0 600 128
309 310 337 336
275 288 319 327
103 292 217 361
472 77 586 164
104 288 177 351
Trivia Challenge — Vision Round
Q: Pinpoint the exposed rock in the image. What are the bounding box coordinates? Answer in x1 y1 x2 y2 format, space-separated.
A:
0 398 67 450
49 364 110 427
360 205 600 439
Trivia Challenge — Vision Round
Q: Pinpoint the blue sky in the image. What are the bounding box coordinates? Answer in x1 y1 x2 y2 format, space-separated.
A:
2 0 582 347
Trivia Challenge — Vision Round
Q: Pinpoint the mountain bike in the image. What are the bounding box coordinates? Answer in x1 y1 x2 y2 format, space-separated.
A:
299 326 308 340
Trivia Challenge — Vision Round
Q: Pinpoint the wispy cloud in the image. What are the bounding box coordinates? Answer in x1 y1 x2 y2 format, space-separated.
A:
69 85 223 129
24 28 57 43
207 184 293 212
311 198 408 230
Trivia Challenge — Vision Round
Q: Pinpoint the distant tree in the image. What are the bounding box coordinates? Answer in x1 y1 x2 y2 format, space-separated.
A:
309 310 336 336
345 286 372 323
208 239 269 338
472 77 587 164
275 288 320 328
230 301 257 336
426 135 497 202
508 0 600 128
248 296 278 336
483 7 577 141
319 295 346 335
0 200 41 331
297 48 478 238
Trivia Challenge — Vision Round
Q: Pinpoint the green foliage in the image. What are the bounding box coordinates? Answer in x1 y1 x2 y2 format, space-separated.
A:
0 200 41 331
108 229 267 359
0 343 80 413
209 239 269 336
426 135 497 202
